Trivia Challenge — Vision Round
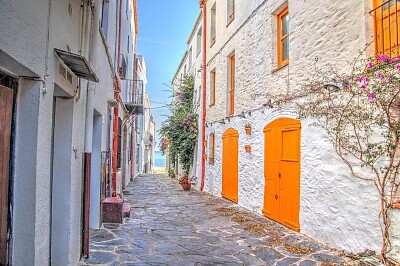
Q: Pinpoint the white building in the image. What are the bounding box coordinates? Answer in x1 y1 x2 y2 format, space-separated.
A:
196 0 399 261
0 0 141 265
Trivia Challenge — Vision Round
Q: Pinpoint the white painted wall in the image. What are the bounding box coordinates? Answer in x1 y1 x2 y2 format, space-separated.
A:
202 0 399 260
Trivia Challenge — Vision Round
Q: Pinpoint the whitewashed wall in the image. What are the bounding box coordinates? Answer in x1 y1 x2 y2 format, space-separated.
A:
203 0 399 260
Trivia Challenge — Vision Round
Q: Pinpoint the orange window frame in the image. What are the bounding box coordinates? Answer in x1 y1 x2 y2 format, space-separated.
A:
228 54 235 115
210 70 216 105
277 7 289 67
209 133 215 164
372 0 400 57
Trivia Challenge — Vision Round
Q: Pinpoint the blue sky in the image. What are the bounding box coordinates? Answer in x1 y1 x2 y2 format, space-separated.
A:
136 0 200 150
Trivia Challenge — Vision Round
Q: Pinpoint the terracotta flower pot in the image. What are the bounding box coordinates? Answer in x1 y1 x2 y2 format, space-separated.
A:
181 182 191 190
245 145 251 153
245 127 251 134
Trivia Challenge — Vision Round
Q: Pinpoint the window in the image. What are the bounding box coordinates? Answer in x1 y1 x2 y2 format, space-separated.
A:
209 133 215 164
228 54 235 115
197 27 202 56
101 0 110 38
210 69 216 105
372 0 400 56
211 3 216 46
277 7 289 67
184 65 187 76
227 0 235 24
189 46 193 67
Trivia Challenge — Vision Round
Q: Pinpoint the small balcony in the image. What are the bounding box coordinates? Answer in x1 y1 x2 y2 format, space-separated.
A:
370 0 400 57
124 79 144 114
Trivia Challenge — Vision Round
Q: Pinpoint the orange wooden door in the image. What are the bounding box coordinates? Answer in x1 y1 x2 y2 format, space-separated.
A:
263 118 301 232
374 0 400 56
222 128 238 203
0 85 13 265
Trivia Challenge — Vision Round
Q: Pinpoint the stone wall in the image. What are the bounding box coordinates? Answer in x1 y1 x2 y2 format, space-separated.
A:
203 0 399 259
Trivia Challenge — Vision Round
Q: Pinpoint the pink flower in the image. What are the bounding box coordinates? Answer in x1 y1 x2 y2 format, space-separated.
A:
397 64 400 71
369 92 375 99
377 72 383 79
360 84 366 89
367 62 373 68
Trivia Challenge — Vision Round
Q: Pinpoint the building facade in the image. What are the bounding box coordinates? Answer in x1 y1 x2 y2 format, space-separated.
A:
0 0 143 265
171 0 400 261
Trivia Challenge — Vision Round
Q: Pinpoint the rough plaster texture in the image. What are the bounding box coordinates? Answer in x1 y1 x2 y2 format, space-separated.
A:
203 107 400 256
203 0 399 260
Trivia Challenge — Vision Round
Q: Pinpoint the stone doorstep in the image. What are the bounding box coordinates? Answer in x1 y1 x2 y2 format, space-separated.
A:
123 202 131 218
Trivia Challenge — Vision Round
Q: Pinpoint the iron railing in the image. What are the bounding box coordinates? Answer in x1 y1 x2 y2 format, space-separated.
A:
123 79 144 114
370 0 400 56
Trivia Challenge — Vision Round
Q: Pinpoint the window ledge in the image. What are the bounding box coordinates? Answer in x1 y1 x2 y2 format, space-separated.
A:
209 103 215 107
226 17 234 27
210 39 216 48
271 63 288 74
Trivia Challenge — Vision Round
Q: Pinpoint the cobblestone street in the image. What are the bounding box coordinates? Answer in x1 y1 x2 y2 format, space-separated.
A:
80 174 359 266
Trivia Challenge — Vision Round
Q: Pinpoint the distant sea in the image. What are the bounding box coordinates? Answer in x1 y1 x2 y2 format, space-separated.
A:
155 151 166 167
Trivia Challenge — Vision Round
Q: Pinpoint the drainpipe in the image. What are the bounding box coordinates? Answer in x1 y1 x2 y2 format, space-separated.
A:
200 1 207 191
112 0 123 197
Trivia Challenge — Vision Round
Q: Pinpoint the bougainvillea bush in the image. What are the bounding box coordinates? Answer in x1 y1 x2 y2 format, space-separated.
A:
159 75 198 174
272 54 400 263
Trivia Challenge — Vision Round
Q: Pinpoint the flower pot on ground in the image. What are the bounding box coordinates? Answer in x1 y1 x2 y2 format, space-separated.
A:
245 145 251 153
245 123 252 135
179 175 196 190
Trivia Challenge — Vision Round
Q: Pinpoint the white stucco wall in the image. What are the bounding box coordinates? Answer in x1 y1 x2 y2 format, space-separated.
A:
203 0 399 260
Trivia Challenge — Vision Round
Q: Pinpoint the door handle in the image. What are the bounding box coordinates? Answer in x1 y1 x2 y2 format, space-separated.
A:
278 171 281 177
275 194 278 199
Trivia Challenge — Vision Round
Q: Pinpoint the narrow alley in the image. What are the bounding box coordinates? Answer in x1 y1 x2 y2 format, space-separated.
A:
81 174 356 266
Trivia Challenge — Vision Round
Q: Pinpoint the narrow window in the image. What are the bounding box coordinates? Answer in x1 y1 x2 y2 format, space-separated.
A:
277 7 289 67
117 117 122 169
228 54 235 115
211 3 216 46
189 46 193 67
209 133 215 165
227 0 235 24
210 69 216 105
184 65 187 76
197 27 202 56
101 0 110 38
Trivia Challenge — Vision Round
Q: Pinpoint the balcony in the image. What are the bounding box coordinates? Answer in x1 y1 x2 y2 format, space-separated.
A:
371 0 400 57
124 79 144 114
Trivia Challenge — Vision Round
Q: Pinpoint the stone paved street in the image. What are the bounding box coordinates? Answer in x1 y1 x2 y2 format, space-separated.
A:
80 174 360 266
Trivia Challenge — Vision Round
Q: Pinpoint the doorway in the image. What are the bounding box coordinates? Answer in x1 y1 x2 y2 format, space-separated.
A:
0 83 14 266
263 118 301 231
221 128 239 203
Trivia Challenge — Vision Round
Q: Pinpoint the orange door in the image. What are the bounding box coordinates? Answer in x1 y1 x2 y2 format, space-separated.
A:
222 128 238 203
0 85 13 265
374 0 400 56
263 118 301 232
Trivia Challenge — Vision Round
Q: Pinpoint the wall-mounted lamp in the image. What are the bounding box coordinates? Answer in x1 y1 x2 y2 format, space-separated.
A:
218 119 225 124
323 81 343 92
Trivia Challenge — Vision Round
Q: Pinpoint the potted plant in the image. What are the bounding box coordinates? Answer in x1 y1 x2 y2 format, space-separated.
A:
245 145 251 153
168 168 176 178
245 123 252 134
179 175 197 190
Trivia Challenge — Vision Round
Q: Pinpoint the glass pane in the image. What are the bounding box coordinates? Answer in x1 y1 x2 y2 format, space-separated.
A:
281 12 289 36
282 37 289 61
